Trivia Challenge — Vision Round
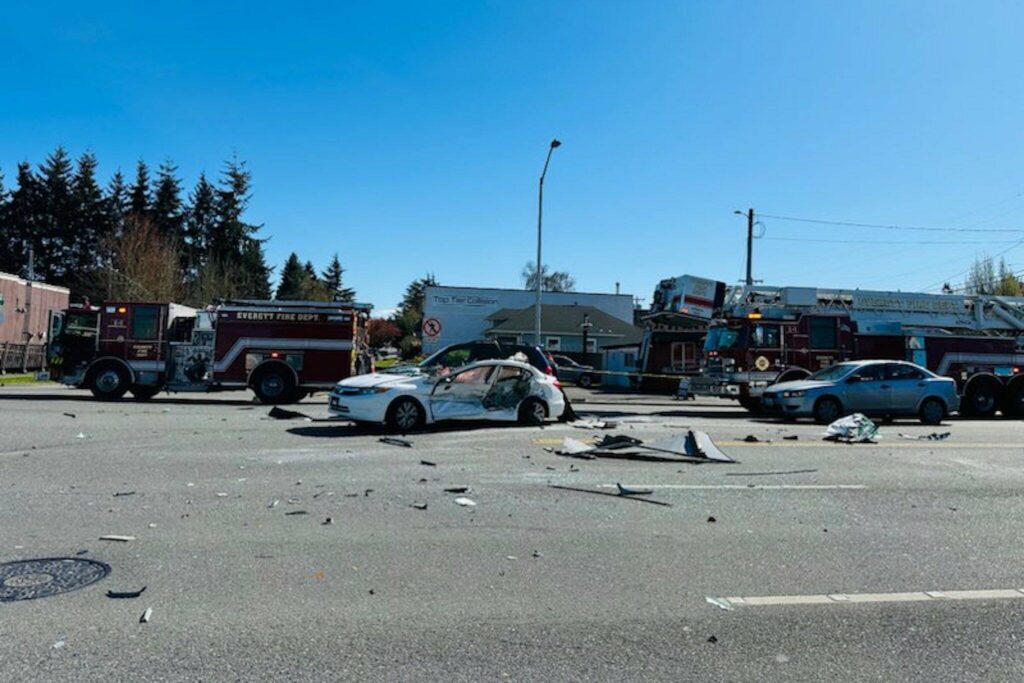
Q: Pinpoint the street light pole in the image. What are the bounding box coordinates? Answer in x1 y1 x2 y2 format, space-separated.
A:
535 139 561 347
735 208 755 287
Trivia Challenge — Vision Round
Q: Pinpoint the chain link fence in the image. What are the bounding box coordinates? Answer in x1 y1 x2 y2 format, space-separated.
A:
0 343 47 373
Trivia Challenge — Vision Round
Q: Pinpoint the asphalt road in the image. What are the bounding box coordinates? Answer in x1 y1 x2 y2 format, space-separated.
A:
2 384 1024 681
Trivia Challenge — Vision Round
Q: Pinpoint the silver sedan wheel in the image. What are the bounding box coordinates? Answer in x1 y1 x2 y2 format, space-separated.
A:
394 401 420 430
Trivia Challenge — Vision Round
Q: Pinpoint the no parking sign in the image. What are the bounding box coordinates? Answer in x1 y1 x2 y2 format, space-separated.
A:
422 317 442 340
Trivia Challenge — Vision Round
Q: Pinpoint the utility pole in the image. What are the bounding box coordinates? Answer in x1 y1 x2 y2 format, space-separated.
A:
534 139 561 347
744 208 754 286
581 313 592 357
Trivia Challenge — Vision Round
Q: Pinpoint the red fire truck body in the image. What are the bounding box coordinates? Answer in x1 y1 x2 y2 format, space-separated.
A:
49 299 372 403
654 276 1024 417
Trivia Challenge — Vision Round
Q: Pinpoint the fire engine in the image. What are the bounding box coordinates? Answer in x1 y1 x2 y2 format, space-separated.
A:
651 275 1024 417
48 299 372 403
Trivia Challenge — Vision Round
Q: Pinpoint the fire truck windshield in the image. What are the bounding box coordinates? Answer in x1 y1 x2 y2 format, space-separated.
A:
704 326 743 351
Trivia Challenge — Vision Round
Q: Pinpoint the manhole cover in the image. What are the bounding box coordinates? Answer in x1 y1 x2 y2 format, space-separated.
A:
0 558 110 602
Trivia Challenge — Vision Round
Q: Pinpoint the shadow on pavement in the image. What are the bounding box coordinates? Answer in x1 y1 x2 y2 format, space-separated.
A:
287 420 539 439
0 392 258 407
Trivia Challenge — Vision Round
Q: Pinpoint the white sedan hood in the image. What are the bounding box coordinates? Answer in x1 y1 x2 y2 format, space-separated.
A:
337 373 423 390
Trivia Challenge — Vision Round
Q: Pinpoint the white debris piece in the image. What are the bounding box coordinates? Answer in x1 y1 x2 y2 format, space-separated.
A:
99 535 136 542
454 497 477 507
139 607 153 623
823 413 880 443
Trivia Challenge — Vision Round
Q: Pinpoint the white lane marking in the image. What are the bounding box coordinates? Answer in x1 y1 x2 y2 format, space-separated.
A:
597 484 867 490
714 588 1024 608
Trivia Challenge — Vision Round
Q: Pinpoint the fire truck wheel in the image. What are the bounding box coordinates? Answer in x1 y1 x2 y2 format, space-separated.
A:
130 385 162 400
252 366 296 405
88 363 130 400
813 396 842 424
919 398 946 425
962 381 998 417
1004 383 1024 417
386 397 424 432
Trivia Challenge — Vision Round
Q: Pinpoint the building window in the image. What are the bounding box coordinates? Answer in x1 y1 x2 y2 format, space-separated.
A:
545 337 561 351
585 338 597 352
496 336 519 345
671 342 697 371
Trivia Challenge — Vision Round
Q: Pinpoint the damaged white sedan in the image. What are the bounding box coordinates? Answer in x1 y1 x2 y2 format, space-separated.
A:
328 359 566 431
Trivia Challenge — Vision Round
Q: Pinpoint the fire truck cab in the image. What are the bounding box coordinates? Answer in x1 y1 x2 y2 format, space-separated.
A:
48 299 372 403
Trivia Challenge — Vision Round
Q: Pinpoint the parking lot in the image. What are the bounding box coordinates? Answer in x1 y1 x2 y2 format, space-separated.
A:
3 384 1024 681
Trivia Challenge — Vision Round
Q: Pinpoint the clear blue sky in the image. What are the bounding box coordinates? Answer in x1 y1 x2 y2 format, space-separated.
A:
3 1 1023 310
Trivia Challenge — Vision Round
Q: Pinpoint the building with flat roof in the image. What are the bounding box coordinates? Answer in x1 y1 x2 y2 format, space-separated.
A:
485 304 642 353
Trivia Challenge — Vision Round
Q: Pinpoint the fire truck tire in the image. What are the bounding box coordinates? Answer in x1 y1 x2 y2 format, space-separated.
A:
386 397 424 432
962 380 998 418
130 385 162 400
251 365 296 405
919 398 946 425
1003 382 1024 418
813 396 843 424
88 362 130 400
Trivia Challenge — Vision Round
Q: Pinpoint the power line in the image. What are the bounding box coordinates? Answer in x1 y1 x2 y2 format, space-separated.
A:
759 212 1024 234
764 236 1020 246
920 235 1024 292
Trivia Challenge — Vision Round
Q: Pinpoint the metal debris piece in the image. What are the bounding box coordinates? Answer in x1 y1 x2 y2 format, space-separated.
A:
548 484 672 507
98 535 135 542
113 491 136 497
615 483 653 496
106 587 147 599
284 510 308 516
454 497 477 507
742 435 764 442
379 437 413 448
707 635 718 644
76 432 86 439
63 413 76 419
419 459 437 467
645 431 736 463
364 488 374 497
783 435 799 440
268 499 279 508
707 516 717 523
705 596 733 611
594 434 644 450
899 432 951 441
410 502 428 510
572 419 616 430
444 486 470 494
823 413 879 443
267 406 312 420
139 607 153 623
554 437 598 457
322 517 334 525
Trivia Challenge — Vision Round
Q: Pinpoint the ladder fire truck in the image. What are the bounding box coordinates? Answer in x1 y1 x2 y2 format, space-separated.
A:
651 275 1024 417
48 299 372 404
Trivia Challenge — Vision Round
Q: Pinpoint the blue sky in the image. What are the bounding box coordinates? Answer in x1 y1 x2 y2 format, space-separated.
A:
3 1 1023 310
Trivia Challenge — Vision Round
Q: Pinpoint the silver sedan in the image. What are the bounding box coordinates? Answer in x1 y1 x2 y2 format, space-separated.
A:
761 360 960 425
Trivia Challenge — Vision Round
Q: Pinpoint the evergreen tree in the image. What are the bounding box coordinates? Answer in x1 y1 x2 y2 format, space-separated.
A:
39 147 76 284
238 239 273 299
0 163 45 277
129 159 151 219
68 151 111 297
106 170 129 237
321 253 356 302
152 159 185 243
184 173 216 281
276 253 305 300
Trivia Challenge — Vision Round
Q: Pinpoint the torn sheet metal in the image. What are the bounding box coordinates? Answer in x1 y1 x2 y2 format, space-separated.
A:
555 437 598 457
643 431 736 463
823 413 879 443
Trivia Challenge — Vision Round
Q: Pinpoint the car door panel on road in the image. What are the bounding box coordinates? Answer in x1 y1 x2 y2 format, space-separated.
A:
843 363 890 413
885 363 929 413
430 365 497 420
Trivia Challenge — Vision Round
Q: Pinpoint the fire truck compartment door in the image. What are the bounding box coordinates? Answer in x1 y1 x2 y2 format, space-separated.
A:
843 365 891 413
430 365 497 420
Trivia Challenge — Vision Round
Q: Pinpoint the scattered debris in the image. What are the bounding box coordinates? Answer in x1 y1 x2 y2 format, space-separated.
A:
76 432 86 439
572 419 617 430
410 502 429 510
215 492 228 497
322 517 334 525
506 555 517 561
284 510 308 516
531 550 543 558
783 435 799 441
53 640 66 649
454 497 477 507
707 635 718 644
63 413 76 419
267 499 279 508
707 516 717 523
615 483 653 496
742 435 766 443
548 484 672 507
113 491 136 497
419 460 437 467
268 406 312 420
139 607 153 623
379 437 413 448
705 596 733 611
106 587 147 599
364 488 374 497
444 486 470 494
899 432 951 441
554 437 597 457
725 469 819 477
99 535 135 542
823 413 879 443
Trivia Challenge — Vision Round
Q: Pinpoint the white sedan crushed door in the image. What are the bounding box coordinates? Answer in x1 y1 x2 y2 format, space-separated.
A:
430 365 497 420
